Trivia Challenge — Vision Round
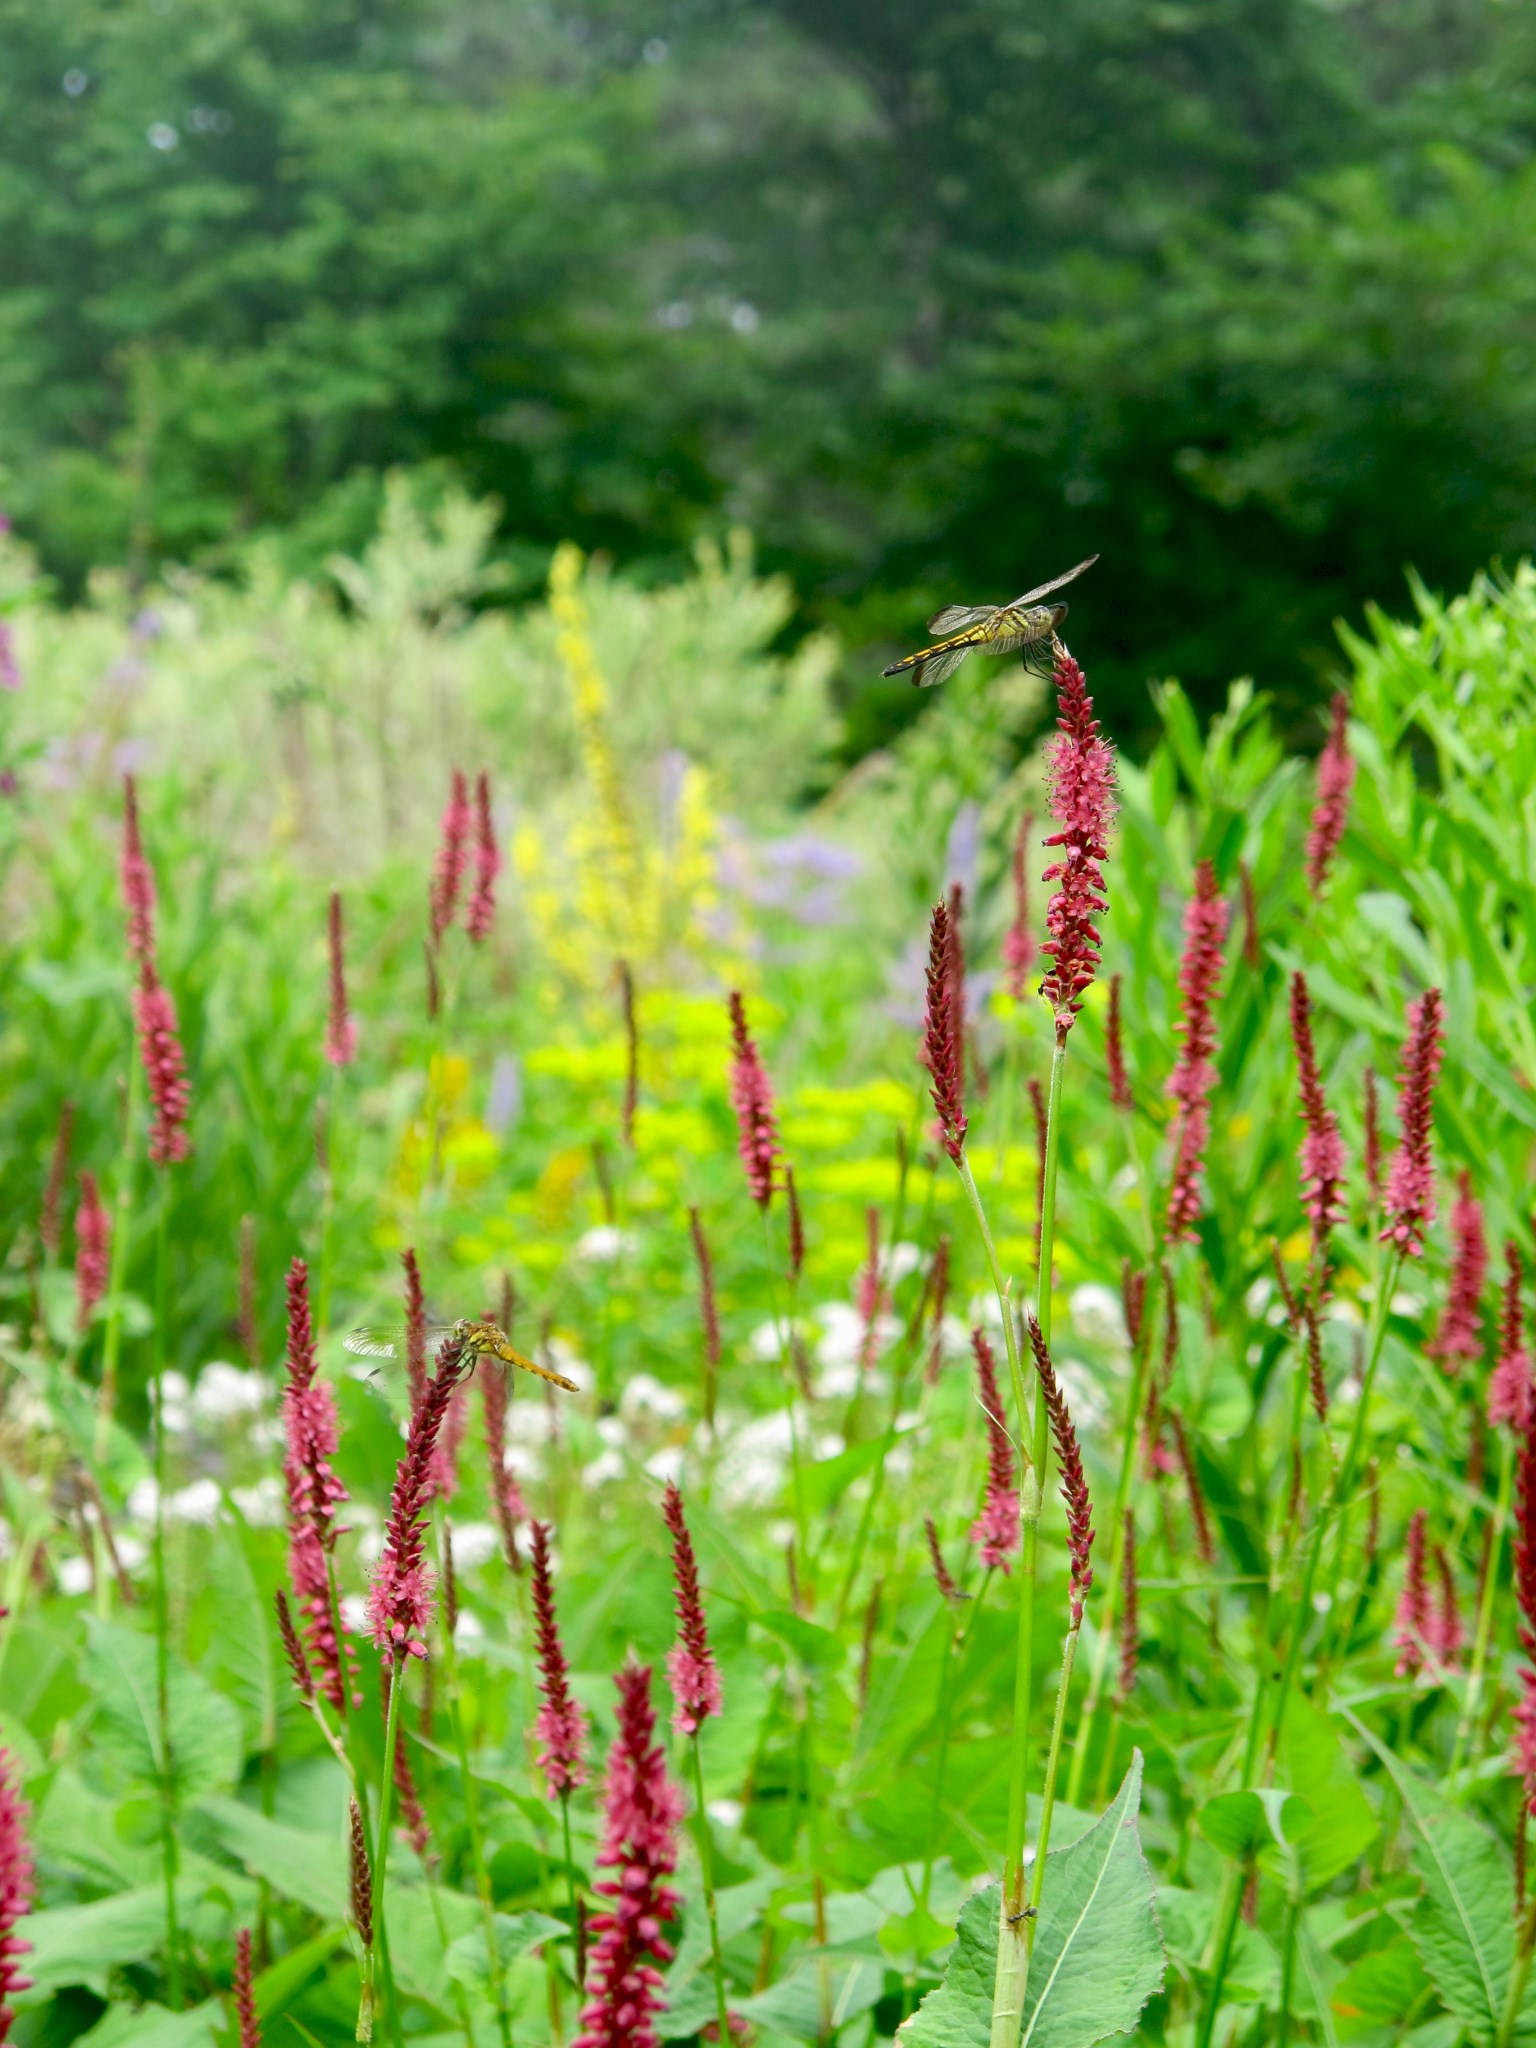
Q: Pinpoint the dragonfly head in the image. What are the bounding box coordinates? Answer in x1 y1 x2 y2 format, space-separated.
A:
1048 601 1069 628
449 1317 476 1346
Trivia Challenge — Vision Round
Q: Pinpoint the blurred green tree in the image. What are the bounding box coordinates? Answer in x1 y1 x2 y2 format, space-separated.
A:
4 0 1536 741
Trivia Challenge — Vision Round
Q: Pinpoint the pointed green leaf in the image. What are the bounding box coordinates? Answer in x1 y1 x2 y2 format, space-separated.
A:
1196 1789 1312 1861
189 1795 348 1922
84 1619 242 1804
899 1752 1165 2048
445 1910 566 1990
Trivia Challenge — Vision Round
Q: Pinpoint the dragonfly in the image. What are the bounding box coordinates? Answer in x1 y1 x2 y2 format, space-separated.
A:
343 1318 581 1393
881 556 1099 690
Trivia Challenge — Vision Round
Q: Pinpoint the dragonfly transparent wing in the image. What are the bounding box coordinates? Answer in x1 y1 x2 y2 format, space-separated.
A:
909 640 978 690
1011 555 1099 608
343 1324 457 1361
925 601 996 635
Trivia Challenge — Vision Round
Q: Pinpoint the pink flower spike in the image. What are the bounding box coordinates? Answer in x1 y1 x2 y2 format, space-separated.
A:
121 774 158 969
1394 1508 1431 1677
281 1258 356 1713
925 1517 963 1605
1427 1171 1486 1372
134 964 192 1166
530 1520 588 1798
324 890 358 1067
967 1331 1019 1573
1025 1313 1094 1626
1039 647 1116 1030
428 769 472 946
662 1483 722 1736
922 900 967 1164
1105 972 1132 1113
0 1749 35 2042
1490 1243 1533 1434
1305 692 1355 895
1428 1547 1464 1670
1289 971 1348 1263
726 992 780 1208
367 1330 473 1662
1380 989 1445 1259
1002 808 1037 999
573 1663 684 2048
465 770 499 943
74 1170 110 1330
1165 861 1228 1245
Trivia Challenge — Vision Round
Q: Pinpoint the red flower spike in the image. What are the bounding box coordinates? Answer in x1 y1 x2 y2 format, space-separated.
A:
1363 1066 1383 1203
428 769 472 946
573 1663 685 2048
1120 1259 1147 1353
282 1258 356 1712
1168 1408 1214 1567
1039 648 1116 1028
1428 1547 1464 1670
726 992 780 1208
1394 1509 1432 1678
922 900 967 1163
465 770 499 944
120 775 158 969
39 1100 74 1259
925 1517 962 1605
135 964 192 1166
968 1331 1020 1573
1305 692 1355 895
74 1171 110 1330
785 1168 805 1285
945 880 967 1098
401 1247 428 1414
1428 1171 1487 1372
1289 971 1348 1265
1166 861 1228 1244
1002 809 1037 999
1380 990 1445 1259
1105 973 1132 1113
1239 859 1262 971
662 1484 722 1736
1302 1299 1329 1423
529 1520 588 1798
1025 1314 1095 1625
367 1331 473 1664
233 1928 261 2048
925 1234 952 1386
1116 1511 1138 1706
1490 1243 1533 1434
1512 1399 1536 1810
0 1746 35 2041
324 891 358 1067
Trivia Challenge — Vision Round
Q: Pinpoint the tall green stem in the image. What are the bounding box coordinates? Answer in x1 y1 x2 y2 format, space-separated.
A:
560 1795 585 1987
688 1735 732 2043
1029 1625 1082 1915
150 1173 181 2005
1451 1435 1513 1782
374 1663 404 2028
762 1211 811 1582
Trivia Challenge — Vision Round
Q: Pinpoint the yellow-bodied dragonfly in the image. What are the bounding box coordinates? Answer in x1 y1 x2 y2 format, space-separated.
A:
344 1318 581 1393
882 556 1099 689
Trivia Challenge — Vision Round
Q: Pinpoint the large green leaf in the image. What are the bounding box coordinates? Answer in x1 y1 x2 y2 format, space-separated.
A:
204 1519 281 1753
83 1619 243 1804
1345 1711 1534 2044
23 1885 180 1993
189 1795 349 1922
72 2002 221 2048
899 1752 1165 2048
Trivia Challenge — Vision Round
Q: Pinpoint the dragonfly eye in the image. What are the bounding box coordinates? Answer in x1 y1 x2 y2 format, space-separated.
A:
1050 601 1069 626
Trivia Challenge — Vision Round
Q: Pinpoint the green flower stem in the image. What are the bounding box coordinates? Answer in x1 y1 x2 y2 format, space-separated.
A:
761 1210 811 1586
919 1573 992 1915
1067 1282 1156 1808
687 1733 732 2044
560 1793 585 1988
150 1172 181 2007
1194 1854 1253 2048
1451 1434 1514 1783
1028 1623 1082 1917
1496 1893 1536 2048
373 1660 406 2035
435 1531 513 2048
95 1052 142 1462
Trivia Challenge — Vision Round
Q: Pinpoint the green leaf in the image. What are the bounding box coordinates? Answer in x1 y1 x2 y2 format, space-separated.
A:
204 1520 281 1752
751 1609 846 1675
801 1431 914 1515
1278 1700 1376 1890
84 1619 243 1804
1197 1789 1312 1861
72 2002 222 2048
899 1752 1165 2048
189 1796 349 1922
23 1886 178 1993
1344 1710 1532 2044
739 1957 886 2041
444 1910 566 1990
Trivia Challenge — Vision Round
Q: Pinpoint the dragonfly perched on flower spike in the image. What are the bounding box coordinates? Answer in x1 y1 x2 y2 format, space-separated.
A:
345 1317 581 1392
882 556 1099 689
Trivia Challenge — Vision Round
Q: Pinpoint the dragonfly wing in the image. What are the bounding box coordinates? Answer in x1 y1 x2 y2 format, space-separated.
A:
910 640 976 690
344 1327 404 1359
1012 555 1099 608
925 602 995 634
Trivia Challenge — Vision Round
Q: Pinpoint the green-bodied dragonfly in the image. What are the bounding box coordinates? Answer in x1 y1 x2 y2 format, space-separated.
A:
882 556 1098 689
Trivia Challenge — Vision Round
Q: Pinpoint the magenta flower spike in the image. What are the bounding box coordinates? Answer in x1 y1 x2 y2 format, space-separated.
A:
661 1483 722 1736
367 1330 473 1663
465 770 499 943
1427 1170 1487 1372
1288 971 1348 1267
324 890 358 1067
529 1520 588 1798
968 1331 1020 1573
1039 648 1116 1031
428 769 472 945
1165 861 1228 1244
573 1662 684 2048
281 1258 356 1712
1394 1508 1432 1678
74 1171 110 1329
726 991 780 1208
0 1747 34 2045
922 900 967 1164
1490 1244 1533 1434
1025 1313 1095 1626
1305 692 1355 894
1380 989 1445 1259
120 775 158 970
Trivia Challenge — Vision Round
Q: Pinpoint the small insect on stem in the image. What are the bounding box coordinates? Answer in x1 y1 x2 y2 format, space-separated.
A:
344 1319 581 1394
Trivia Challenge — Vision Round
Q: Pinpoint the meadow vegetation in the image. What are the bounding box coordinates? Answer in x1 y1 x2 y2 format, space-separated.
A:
4 501 1536 2047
